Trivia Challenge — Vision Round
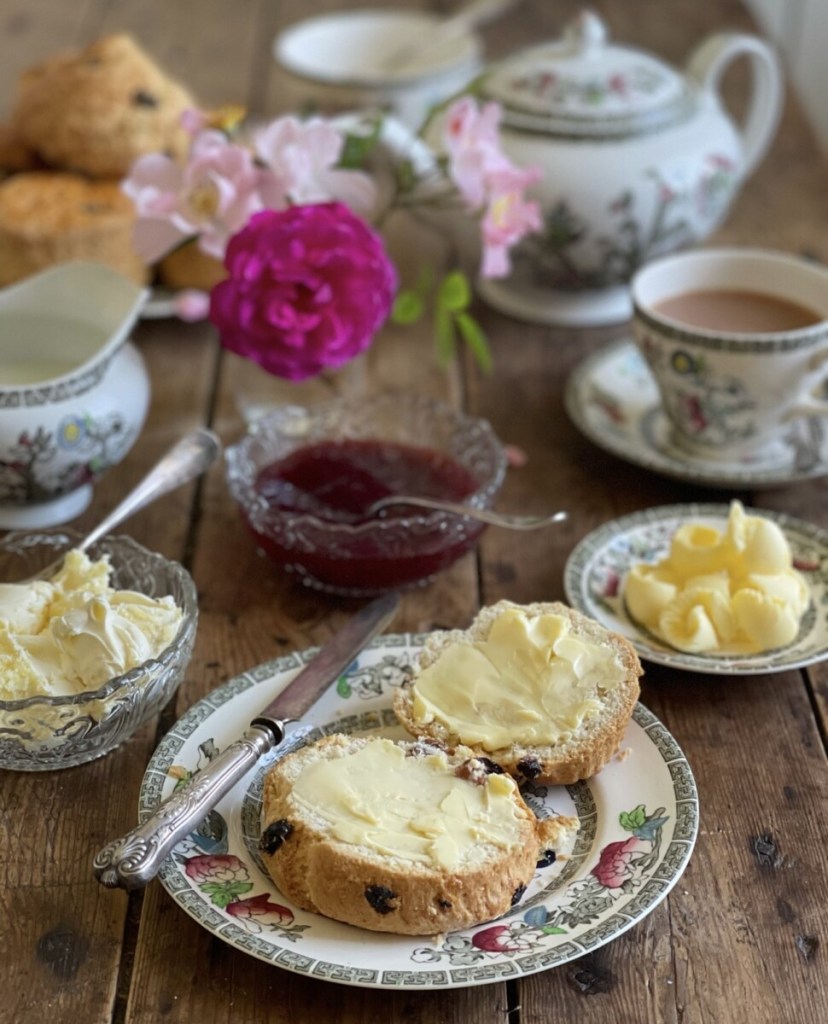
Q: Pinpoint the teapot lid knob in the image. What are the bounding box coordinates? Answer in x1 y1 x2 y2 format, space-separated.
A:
564 9 608 56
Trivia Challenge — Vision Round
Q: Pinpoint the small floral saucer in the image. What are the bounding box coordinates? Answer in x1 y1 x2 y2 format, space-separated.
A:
141 635 698 988
564 503 828 674
564 339 828 488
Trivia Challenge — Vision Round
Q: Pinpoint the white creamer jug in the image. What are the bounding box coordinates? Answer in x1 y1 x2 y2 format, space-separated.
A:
0 262 150 527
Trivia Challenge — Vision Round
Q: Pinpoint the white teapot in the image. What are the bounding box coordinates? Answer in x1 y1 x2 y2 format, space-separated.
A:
475 10 783 326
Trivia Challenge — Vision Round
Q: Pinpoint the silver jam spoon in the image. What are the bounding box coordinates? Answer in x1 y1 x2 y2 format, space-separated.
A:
24 427 222 582
367 495 567 531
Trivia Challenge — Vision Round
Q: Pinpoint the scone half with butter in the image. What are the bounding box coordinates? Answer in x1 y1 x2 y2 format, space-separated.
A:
259 733 579 936
394 600 642 785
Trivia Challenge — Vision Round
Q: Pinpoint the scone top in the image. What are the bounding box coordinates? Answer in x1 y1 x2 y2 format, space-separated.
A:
288 737 525 872
408 604 627 749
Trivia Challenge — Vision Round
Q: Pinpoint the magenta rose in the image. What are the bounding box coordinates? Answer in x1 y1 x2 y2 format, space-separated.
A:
209 202 397 381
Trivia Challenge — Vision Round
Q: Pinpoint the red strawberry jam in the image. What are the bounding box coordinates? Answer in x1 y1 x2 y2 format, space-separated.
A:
247 439 486 592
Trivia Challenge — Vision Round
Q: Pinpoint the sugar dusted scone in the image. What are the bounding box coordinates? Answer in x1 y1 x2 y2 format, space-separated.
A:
0 171 148 285
11 34 194 178
259 733 579 936
393 600 642 785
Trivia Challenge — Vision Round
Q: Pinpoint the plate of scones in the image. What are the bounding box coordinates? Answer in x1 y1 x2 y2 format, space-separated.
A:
140 601 698 988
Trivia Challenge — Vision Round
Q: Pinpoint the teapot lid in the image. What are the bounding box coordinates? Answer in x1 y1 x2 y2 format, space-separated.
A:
482 10 695 137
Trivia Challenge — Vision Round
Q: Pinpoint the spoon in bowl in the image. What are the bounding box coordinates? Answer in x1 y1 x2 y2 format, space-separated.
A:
23 427 222 582
367 495 567 530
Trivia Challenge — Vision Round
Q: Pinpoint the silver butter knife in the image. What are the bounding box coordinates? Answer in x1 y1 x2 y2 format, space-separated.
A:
93 591 400 890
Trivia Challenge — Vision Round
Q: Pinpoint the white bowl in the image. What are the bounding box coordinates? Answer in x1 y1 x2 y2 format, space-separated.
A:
274 9 483 129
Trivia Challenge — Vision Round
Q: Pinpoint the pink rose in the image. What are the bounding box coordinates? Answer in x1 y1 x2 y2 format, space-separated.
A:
591 837 640 889
209 202 397 381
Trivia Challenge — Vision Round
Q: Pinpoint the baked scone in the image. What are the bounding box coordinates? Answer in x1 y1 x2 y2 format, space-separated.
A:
11 34 194 178
259 733 579 936
393 600 642 785
0 122 42 177
158 240 225 291
0 171 148 285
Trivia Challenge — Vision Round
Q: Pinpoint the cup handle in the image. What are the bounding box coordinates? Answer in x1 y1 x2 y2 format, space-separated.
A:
788 348 828 422
686 32 783 179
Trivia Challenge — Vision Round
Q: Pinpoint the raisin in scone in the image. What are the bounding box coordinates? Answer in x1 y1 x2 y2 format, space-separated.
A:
393 600 642 785
259 733 578 936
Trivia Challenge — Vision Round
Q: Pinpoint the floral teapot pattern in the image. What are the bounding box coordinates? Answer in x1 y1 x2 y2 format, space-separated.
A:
474 10 783 326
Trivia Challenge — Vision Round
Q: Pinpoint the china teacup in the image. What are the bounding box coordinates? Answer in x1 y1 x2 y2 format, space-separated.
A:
630 248 828 460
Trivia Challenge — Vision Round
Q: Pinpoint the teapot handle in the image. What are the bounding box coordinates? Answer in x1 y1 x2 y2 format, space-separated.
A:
686 33 783 179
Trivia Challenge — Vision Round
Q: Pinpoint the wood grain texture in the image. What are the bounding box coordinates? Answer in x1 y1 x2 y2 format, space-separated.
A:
0 0 825 1022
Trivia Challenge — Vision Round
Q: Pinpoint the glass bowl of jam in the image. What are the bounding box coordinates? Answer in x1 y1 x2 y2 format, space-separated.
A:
225 393 507 594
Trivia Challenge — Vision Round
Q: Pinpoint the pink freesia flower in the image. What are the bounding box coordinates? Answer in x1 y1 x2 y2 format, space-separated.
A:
172 289 211 322
254 116 376 218
209 202 397 381
480 165 542 277
442 97 542 278
442 96 504 208
122 130 277 262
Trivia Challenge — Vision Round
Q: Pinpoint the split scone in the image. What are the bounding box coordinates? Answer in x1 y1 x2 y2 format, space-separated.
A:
259 733 579 936
393 600 642 785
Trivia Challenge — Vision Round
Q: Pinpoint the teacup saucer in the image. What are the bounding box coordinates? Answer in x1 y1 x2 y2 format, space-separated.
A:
564 339 828 488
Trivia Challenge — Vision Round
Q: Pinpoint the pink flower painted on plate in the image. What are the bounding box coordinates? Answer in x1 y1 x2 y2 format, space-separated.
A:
209 202 397 380
225 892 296 932
184 853 248 885
472 924 533 953
591 836 641 889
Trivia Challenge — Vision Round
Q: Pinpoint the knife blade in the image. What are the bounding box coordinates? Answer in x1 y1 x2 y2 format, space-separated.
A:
93 591 400 890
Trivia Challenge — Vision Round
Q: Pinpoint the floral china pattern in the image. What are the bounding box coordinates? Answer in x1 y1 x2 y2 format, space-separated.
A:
564 339 828 487
144 637 698 987
507 64 667 112
411 803 669 966
519 156 736 292
0 413 132 504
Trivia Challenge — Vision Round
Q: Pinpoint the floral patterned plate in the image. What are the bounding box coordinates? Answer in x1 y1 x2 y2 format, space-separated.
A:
140 635 698 989
564 503 828 674
565 339 828 488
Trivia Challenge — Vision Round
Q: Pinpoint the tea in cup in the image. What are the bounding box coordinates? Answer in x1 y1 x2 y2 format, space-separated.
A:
630 248 828 459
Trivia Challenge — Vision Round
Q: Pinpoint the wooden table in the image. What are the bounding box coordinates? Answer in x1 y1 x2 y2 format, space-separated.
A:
1 1 826 1021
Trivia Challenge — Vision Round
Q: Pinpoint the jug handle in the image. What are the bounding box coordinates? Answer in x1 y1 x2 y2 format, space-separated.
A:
686 33 783 179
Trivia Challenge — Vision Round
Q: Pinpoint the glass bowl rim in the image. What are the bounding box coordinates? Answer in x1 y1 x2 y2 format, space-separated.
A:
225 393 509 537
0 529 198 712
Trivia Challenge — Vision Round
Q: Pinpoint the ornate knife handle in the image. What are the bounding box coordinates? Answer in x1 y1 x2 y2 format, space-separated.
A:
93 724 278 890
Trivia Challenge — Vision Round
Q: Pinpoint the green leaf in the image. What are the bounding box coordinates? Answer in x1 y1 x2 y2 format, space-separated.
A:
434 306 456 368
338 119 383 168
437 271 471 312
541 925 568 935
336 676 352 699
619 804 648 832
456 313 492 373
392 290 425 326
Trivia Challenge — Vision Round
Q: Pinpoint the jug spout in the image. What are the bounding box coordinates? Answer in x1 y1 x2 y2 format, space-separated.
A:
0 262 150 370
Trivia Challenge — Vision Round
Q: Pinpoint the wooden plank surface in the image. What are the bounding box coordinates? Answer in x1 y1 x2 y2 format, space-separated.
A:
0 0 826 1022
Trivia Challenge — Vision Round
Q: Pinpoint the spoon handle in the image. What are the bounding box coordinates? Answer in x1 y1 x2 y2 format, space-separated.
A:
369 495 567 530
78 428 222 553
